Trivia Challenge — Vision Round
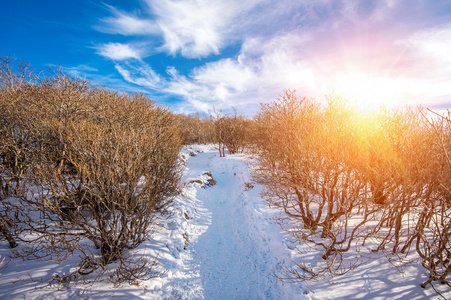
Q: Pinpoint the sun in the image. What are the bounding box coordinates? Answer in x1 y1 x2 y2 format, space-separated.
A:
332 69 404 113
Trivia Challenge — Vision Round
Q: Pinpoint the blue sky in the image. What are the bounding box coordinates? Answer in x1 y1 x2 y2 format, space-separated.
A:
2 0 451 115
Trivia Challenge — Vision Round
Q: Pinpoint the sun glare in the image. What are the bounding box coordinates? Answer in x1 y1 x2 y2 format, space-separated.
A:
332 70 402 113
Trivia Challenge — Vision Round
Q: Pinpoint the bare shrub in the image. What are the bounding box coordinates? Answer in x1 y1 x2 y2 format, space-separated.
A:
6 70 182 285
212 108 250 157
0 55 35 196
353 107 450 291
0 55 37 249
253 90 379 280
252 90 440 284
178 113 215 145
362 109 435 252
412 109 451 288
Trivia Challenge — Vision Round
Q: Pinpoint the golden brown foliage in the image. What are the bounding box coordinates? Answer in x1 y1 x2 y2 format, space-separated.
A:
0 56 182 285
253 89 450 290
211 108 252 157
177 112 215 144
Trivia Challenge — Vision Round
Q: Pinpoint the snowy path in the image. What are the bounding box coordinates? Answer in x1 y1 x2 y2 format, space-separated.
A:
163 145 305 299
192 152 286 298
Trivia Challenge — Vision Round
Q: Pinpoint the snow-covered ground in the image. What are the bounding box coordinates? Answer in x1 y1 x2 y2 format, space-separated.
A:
0 144 450 299
153 144 306 299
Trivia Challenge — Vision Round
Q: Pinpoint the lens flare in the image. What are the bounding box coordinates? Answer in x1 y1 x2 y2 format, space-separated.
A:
328 67 410 113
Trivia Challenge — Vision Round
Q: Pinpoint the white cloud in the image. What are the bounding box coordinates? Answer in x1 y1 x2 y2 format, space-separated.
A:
393 23 451 106
64 65 99 78
97 0 266 58
110 30 329 114
399 23 451 67
148 0 227 57
96 5 159 35
96 43 142 61
162 18 451 114
159 32 320 113
114 61 162 89
91 0 451 114
192 59 253 93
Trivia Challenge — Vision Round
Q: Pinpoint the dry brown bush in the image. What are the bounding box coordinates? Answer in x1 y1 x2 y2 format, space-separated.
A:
355 107 451 290
177 113 215 144
0 63 182 285
253 90 376 280
212 108 251 157
252 89 449 290
413 109 451 289
0 55 37 249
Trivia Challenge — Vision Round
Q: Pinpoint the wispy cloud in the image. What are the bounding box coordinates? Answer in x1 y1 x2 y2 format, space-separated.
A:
114 60 162 89
399 23 451 71
147 0 229 57
88 0 451 114
64 65 99 78
95 5 159 35
96 0 266 58
96 43 142 61
159 32 319 113
394 23 451 106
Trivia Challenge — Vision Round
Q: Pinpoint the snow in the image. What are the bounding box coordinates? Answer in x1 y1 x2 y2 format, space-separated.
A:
150 144 306 299
0 144 450 299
